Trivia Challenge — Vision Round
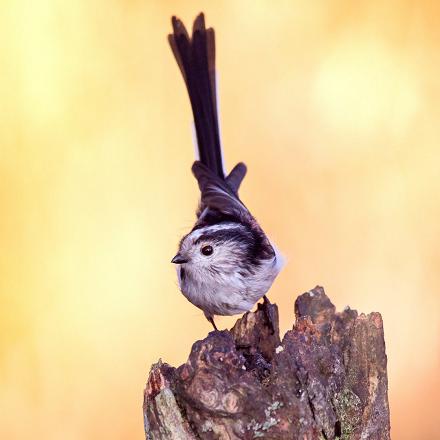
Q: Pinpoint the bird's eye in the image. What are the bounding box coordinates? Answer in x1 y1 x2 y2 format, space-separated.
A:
201 245 213 256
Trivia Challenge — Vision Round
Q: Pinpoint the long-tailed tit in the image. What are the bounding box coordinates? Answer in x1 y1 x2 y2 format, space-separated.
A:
168 13 283 330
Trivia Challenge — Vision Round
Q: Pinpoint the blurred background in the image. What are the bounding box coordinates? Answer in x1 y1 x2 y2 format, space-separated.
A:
1 0 439 438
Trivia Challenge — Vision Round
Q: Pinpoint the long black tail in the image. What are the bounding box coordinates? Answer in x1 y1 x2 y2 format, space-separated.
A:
168 13 224 179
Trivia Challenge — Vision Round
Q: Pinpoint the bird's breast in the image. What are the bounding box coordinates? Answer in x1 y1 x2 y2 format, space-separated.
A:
177 258 280 316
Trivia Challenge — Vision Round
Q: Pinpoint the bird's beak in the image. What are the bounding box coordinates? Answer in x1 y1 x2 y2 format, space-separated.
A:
171 253 188 264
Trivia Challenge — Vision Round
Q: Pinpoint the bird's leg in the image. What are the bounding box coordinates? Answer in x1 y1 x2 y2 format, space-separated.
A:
205 314 218 331
263 295 276 335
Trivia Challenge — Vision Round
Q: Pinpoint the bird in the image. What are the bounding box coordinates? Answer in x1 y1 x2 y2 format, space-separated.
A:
168 13 283 331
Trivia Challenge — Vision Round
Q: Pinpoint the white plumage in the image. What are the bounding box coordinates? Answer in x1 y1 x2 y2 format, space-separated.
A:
176 223 283 317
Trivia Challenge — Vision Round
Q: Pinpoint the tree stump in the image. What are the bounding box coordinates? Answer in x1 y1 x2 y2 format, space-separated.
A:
143 286 390 439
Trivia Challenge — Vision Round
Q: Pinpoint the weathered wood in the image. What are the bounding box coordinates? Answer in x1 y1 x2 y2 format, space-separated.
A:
143 286 390 439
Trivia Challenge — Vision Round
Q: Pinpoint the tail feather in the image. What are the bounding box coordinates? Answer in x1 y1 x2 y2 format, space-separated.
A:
169 13 224 179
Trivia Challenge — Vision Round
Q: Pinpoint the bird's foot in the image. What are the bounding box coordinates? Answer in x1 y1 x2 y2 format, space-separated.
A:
205 314 218 331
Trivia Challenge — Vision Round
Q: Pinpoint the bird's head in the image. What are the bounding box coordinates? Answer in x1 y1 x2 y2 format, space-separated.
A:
171 222 256 277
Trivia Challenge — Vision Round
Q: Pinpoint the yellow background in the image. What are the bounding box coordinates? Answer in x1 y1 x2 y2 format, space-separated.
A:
1 1 439 438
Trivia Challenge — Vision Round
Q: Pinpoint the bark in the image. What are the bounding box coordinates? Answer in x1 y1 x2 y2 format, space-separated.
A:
143 286 390 439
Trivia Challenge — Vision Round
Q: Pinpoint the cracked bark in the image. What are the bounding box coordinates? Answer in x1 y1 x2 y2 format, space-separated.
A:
143 286 390 439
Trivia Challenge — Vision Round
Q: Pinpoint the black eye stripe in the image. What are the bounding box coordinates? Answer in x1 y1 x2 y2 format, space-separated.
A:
194 227 252 245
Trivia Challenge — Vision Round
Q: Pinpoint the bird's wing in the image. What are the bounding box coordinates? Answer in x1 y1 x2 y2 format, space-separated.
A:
225 162 247 195
191 161 252 225
192 161 275 260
